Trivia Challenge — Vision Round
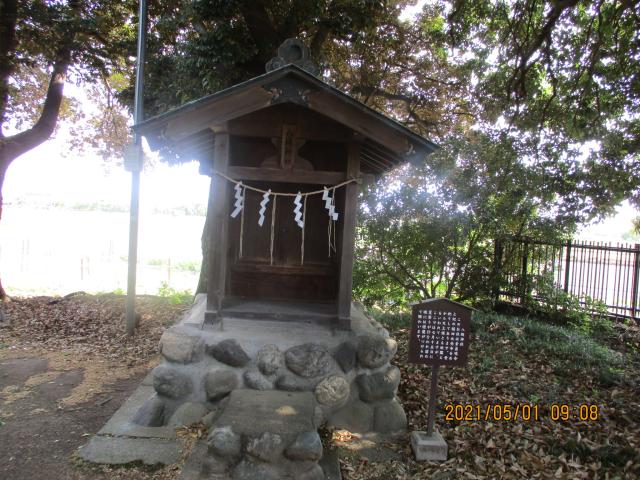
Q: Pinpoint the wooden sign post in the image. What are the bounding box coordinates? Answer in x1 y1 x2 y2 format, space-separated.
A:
408 298 472 461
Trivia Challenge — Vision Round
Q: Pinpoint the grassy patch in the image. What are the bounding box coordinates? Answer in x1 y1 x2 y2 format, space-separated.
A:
472 312 625 382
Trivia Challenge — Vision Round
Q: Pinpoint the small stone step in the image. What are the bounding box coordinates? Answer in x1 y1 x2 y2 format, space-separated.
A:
199 389 331 479
214 389 315 439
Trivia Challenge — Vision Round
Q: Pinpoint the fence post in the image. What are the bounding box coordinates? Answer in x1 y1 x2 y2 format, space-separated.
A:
520 240 529 306
563 240 572 293
631 243 640 320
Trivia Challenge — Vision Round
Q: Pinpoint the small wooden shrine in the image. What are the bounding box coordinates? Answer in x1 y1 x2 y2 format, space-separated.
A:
134 39 438 330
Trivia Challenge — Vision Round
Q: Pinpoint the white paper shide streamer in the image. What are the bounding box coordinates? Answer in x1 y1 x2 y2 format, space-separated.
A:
258 189 271 226
230 182 244 218
322 187 339 221
293 192 304 229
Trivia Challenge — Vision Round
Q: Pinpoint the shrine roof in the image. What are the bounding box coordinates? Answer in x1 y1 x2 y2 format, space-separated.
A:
133 64 439 175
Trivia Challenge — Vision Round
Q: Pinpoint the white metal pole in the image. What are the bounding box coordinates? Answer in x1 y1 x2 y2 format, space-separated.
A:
126 0 147 336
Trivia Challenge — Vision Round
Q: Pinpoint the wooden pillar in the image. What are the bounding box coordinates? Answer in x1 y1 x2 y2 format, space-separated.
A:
205 126 230 325
337 139 361 330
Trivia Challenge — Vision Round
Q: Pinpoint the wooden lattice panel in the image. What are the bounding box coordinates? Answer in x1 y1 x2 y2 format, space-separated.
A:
408 299 471 366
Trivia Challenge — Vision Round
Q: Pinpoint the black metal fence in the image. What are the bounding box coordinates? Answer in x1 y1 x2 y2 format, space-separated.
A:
495 237 640 322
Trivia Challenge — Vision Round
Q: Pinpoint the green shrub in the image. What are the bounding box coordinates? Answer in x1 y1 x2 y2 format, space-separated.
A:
525 273 612 337
157 281 193 305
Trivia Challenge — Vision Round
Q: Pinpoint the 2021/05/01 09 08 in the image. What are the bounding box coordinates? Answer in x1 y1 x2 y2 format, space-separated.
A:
444 403 600 422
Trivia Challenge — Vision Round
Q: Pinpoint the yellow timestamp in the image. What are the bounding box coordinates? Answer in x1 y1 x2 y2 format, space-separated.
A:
444 403 600 422
549 403 600 421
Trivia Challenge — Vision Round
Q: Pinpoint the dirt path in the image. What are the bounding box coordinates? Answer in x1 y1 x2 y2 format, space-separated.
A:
0 355 147 480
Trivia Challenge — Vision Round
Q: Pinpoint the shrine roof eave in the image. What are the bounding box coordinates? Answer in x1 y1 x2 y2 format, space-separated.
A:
133 64 439 174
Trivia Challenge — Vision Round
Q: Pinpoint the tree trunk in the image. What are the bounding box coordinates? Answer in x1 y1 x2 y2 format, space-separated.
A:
196 193 212 295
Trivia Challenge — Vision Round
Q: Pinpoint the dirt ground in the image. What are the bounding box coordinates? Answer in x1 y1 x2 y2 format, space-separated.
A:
0 294 188 480
0 355 147 480
1 294 639 479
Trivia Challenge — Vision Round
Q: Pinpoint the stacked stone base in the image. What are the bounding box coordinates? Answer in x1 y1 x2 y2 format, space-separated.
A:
82 296 406 479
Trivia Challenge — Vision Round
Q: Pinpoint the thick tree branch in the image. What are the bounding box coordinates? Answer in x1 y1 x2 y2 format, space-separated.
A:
509 0 579 98
3 45 71 160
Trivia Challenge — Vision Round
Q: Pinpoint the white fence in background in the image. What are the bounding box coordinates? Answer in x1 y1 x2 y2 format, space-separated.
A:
0 207 205 296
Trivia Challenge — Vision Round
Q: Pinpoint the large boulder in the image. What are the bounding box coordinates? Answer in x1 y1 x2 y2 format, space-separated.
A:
257 344 284 375
152 364 192 399
168 402 209 428
158 330 204 364
356 365 401 403
244 369 274 390
275 374 314 392
132 395 165 427
315 375 350 407
284 431 323 462
246 432 283 463
208 426 242 459
285 343 333 378
327 399 374 433
333 342 356 373
299 465 325 480
373 399 407 433
232 459 279 480
357 335 397 369
204 369 239 401
208 339 251 367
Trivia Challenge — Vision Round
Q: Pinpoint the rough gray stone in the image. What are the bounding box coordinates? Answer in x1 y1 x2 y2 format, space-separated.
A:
315 375 349 407
168 402 209 427
276 374 308 391
207 426 242 459
284 431 323 461
299 465 326 480
152 364 192 399
333 341 356 373
356 365 401 403
246 432 283 462
132 395 165 427
373 399 407 433
357 335 397 369
204 369 239 401
159 330 204 364
208 339 251 367
327 399 373 433
257 344 283 375
285 343 332 378
231 459 279 480
244 369 274 390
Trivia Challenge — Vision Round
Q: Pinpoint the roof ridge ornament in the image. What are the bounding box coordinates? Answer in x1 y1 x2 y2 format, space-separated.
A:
266 38 320 76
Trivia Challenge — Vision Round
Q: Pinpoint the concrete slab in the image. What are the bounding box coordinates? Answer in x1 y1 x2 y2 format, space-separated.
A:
411 430 448 461
214 389 315 439
178 295 388 352
78 436 181 465
176 318 352 359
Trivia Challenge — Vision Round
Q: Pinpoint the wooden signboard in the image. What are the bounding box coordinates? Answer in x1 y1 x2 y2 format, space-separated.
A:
408 298 472 438
408 298 471 366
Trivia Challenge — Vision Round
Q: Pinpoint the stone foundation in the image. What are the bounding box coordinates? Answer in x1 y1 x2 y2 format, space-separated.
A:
81 294 406 479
